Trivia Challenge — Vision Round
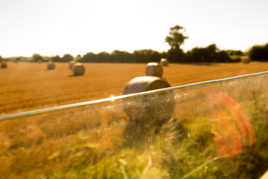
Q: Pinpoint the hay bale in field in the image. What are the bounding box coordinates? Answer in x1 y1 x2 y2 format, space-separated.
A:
160 58 168 66
241 56 251 64
47 62 56 70
123 76 174 128
122 76 175 144
1 62 7 68
69 61 76 70
72 62 85 76
145 62 163 77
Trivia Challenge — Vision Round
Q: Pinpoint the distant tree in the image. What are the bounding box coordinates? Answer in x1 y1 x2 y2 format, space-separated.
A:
97 51 110 62
62 54 73 62
187 47 210 62
166 48 185 63
75 55 83 62
226 50 244 56
249 43 268 61
51 55 61 62
32 53 43 62
133 49 161 63
165 25 188 51
215 51 231 62
207 44 218 53
111 50 132 63
82 52 97 62
187 44 230 63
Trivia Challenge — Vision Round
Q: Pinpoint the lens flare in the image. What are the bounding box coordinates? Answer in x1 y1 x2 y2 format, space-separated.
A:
210 91 256 158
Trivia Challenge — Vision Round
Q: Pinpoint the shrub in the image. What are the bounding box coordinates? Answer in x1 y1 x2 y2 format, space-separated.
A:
249 43 268 61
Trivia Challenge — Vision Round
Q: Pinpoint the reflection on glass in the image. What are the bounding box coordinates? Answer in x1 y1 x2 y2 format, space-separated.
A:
0 74 267 178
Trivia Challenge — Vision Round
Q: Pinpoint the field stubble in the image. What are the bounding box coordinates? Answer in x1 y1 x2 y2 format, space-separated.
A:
1 62 268 114
0 62 268 178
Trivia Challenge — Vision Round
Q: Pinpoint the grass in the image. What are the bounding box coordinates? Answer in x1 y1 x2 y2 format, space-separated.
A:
0 62 268 178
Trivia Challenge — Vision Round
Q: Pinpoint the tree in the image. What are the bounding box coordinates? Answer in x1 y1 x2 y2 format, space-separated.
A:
133 49 161 63
186 44 230 63
97 51 110 62
165 25 188 51
51 55 61 62
32 53 43 62
226 50 244 56
111 50 132 63
62 54 73 62
82 52 97 62
249 43 268 61
166 48 185 63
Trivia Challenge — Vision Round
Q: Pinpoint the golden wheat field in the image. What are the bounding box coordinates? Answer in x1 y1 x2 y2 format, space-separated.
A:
1 62 268 115
1 62 268 178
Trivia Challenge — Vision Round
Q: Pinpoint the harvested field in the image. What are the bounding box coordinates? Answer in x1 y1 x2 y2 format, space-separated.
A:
0 62 268 178
1 62 268 114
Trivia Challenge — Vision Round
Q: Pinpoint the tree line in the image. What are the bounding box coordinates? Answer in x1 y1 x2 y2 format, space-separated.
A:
6 47 245 64
2 25 267 63
5 46 245 63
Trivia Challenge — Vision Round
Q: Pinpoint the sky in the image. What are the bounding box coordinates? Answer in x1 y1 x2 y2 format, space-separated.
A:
0 0 267 57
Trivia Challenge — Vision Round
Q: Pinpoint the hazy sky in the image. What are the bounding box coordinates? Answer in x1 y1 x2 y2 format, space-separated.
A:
1 0 267 57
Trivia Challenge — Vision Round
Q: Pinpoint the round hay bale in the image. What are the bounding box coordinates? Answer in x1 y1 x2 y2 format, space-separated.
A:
122 76 175 143
72 63 85 76
160 58 168 66
47 62 56 70
123 76 174 124
241 57 251 64
1 62 7 68
69 61 76 70
145 62 163 77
